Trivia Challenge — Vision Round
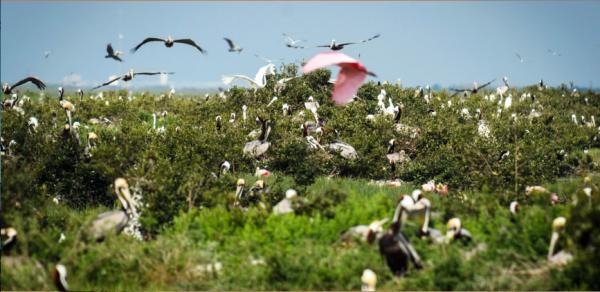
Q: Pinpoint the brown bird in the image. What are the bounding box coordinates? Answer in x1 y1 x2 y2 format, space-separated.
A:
105 43 123 62
2 76 46 95
131 36 206 54
92 69 174 90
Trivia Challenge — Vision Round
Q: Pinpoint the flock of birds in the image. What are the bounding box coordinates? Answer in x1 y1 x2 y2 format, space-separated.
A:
1 29 598 292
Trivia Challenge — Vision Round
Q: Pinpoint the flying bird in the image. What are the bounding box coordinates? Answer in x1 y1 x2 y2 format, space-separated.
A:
515 53 524 63
222 63 276 90
131 36 206 54
224 38 243 53
2 76 46 95
92 69 174 90
283 33 306 47
450 79 496 96
547 49 562 57
105 43 123 62
302 52 376 105
44 51 51 59
289 34 381 51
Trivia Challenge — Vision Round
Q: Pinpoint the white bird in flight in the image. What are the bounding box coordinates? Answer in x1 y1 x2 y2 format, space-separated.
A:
222 63 276 89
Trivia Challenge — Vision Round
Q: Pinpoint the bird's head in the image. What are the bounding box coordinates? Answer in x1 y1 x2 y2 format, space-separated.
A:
254 180 265 189
509 201 520 214
236 178 245 187
446 217 462 240
387 139 397 153
361 269 377 292
2 83 9 93
1 227 17 239
552 217 566 232
114 178 134 214
216 115 222 122
57 87 64 98
285 189 298 199
220 160 231 173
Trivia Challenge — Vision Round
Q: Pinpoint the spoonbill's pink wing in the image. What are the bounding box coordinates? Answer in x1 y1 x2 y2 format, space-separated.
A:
302 52 359 73
332 65 366 105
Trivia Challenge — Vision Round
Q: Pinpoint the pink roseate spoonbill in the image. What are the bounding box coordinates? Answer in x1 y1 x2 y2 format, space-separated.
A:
131 36 206 54
3 76 46 95
302 52 376 105
255 167 270 177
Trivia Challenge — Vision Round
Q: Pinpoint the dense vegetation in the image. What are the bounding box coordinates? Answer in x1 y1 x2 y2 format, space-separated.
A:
2 64 600 290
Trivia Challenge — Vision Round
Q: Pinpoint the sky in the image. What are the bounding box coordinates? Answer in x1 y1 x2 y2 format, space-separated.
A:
1 1 599 91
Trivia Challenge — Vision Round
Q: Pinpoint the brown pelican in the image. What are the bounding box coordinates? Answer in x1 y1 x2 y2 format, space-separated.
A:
289 34 380 51
216 115 222 131
361 269 377 292
547 217 573 267
2 76 46 95
302 122 325 150
58 88 75 127
386 139 410 175
131 36 206 54
105 43 123 62
445 218 472 242
234 178 247 204
324 129 357 160
340 218 388 245
88 178 137 241
243 117 271 158
379 197 423 276
52 264 69 292
92 69 174 90
1 227 17 252
450 79 496 96
224 38 243 53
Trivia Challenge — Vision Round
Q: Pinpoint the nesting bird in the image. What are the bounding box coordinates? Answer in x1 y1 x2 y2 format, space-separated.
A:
547 217 573 267
87 178 138 241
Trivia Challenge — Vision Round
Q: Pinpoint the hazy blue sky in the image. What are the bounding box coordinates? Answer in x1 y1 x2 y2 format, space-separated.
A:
1 1 599 90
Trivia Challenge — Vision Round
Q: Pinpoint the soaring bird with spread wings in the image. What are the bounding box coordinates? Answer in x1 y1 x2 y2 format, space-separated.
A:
2 76 46 95
131 36 206 54
92 69 174 90
105 43 124 62
288 34 380 51
450 79 496 97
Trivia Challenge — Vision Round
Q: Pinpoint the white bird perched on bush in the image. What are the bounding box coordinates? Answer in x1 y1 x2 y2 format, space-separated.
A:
229 113 236 123
304 96 319 111
503 94 512 110
509 201 520 215
222 63 276 90
496 76 509 97
273 189 298 215
267 96 278 107
220 161 231 176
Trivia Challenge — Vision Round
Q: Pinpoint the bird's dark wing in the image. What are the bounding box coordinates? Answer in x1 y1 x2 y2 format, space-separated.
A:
92 76 122 90
223 38 235 49
133 72 174 76
476 79 496 90
107 43 115 55
341 33 381 46
287 44 310 49
112 55 123 62
10 77 46 91
173 38 206 54
131 37 165 53
449 88 466 92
